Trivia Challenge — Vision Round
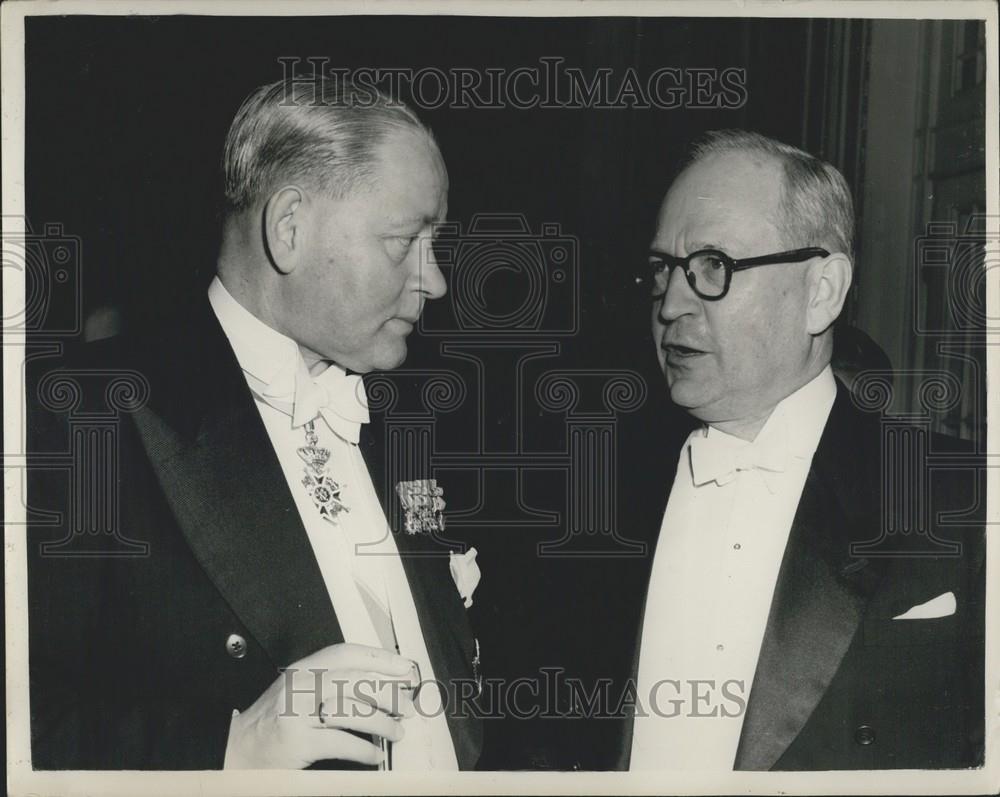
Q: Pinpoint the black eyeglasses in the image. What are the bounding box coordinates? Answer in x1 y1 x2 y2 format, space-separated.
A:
644 246 830 301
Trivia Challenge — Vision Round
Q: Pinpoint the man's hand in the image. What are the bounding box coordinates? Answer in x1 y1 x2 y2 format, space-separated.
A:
224 643 418 769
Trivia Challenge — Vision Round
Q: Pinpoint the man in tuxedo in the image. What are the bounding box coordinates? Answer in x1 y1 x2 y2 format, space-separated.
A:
622 130 985 770
28 78 482 770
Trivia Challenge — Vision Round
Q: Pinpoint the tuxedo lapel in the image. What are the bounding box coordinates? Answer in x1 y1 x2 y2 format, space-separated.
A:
359 375 483 770
734 385 885 770
131 299 344 669
394 527 483 772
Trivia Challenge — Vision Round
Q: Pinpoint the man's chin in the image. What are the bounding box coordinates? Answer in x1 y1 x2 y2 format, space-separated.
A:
330 336 410 374
666 376 712 413
367 343 408 373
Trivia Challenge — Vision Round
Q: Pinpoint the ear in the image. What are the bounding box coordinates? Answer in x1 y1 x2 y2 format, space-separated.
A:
262 186 305 275
806 253 853 335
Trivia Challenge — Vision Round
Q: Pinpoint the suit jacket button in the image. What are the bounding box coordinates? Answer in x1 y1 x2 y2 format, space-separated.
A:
854 725 875 745
226 633 248 659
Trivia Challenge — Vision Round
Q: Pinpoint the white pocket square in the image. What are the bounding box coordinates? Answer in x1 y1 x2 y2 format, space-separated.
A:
892 591 956 620
449 547 480 609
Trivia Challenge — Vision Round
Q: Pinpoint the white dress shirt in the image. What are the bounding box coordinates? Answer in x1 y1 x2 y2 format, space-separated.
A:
630 367 836 770
208 277 458 770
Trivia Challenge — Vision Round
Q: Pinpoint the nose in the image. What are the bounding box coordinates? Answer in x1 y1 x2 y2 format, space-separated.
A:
656 261 700 324
415 240 447 300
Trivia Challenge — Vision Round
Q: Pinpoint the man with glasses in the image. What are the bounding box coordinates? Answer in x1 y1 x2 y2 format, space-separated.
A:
622 130 984 770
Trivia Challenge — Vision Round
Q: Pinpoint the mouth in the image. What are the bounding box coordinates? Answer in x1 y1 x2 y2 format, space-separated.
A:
390 317 418 332
661 342 708 364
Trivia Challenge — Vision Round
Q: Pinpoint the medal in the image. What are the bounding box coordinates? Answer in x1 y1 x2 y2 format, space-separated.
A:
395 479 446 535
298 420 349 523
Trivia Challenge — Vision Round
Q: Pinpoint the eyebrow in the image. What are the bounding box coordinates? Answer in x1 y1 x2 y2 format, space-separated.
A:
386 213 443 228
651 240 727 255
688 241 727 252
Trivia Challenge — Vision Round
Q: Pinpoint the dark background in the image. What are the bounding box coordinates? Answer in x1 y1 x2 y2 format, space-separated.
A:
23 14 986 769
25 15 861 364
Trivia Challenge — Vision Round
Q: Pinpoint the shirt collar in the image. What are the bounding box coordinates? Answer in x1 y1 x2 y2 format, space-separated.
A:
686 365 837 487
756 365 837 461
207 275 300 385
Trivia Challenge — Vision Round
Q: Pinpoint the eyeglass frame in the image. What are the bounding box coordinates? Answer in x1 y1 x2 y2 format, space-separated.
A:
646 246 831 301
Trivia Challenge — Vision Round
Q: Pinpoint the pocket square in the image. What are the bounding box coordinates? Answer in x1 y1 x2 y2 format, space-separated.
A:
892 591 956 620
449 548 480 608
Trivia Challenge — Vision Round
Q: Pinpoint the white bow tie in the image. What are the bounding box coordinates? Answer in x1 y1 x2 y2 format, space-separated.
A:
688 425 787 492
256 355 370 443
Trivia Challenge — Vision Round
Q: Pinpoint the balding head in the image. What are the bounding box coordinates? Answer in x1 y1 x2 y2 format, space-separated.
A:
680 129 855 257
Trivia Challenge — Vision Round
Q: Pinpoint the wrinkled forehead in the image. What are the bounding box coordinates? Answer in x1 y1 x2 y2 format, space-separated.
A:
374 128 447 180
655 151 785 248
370 129 449 216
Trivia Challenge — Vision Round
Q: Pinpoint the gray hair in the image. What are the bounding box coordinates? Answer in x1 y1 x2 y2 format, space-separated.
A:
680 129 855 257
222 77 435 212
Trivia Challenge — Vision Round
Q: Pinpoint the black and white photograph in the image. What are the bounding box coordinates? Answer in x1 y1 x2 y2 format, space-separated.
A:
3 1 997 794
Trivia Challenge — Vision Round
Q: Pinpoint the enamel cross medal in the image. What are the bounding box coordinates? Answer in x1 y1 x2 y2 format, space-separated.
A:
298 420 349 523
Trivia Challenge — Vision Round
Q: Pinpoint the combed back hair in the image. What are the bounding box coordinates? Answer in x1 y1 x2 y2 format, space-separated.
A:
679 129 855 257
222 77 435 213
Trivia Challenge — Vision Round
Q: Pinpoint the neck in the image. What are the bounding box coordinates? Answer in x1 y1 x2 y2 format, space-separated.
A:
215 267 330 378
216 216 292 345
301 348 329 376
706 354 831 442
710 409 774 442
